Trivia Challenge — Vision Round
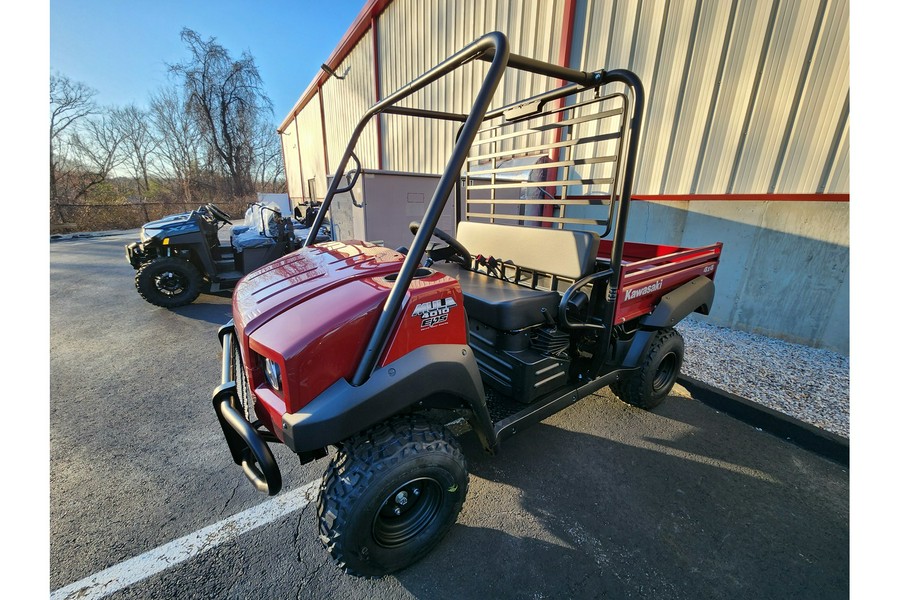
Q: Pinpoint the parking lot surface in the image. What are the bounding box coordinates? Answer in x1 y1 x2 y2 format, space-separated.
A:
50 232 848 599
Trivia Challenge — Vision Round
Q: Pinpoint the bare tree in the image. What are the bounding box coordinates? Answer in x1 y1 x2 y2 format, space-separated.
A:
169 28 273 198
50 74 97 216
112 104 158 198
66 111 126 201
149 85 205 204
252 120 286 192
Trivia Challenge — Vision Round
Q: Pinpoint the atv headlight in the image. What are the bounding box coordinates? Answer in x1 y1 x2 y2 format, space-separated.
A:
263 357 282 391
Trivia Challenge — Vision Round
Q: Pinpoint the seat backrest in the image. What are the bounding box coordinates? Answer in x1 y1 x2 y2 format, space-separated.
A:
259 203 282 237
455 221 601 280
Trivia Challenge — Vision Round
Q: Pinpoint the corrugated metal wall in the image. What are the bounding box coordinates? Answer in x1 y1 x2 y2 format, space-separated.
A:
281 0 848 195
775 0 849 193
276 0 850 352
321 29 380 173
378 0 566 173
569 0 849 195
295 94 327 200
281 121 303 204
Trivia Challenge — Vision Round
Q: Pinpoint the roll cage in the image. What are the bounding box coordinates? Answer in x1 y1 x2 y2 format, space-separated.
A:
303 31 645 387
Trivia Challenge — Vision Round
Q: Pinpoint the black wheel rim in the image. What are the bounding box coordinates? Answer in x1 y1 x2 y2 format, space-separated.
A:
155 271 186 297
653 351 678 392
373 477 443 549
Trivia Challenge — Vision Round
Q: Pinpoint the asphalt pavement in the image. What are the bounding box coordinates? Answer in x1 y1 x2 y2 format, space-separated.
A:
49 231 849 599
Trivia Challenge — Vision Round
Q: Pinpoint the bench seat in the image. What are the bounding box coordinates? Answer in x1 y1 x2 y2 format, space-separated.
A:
432 222 602 331
434 263 559 330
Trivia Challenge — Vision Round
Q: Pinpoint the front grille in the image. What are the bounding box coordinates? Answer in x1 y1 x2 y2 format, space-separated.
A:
230 339 257 423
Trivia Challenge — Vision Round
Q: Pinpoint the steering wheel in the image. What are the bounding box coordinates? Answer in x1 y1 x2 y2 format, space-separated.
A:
409 221 472 268
204 203 233 225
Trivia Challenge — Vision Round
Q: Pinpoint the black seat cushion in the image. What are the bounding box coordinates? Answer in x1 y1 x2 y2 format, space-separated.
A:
435 264 559 330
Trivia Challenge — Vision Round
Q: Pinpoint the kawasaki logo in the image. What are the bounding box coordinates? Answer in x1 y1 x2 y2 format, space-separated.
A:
412 297 458 329
624 280 663 301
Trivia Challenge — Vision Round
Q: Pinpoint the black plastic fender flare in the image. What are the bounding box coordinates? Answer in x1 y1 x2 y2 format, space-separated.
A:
617 276 714 369
640 275 715 329
281 344 496 454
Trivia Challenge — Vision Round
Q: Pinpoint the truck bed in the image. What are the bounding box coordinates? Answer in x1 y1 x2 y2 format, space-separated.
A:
596 239 723 325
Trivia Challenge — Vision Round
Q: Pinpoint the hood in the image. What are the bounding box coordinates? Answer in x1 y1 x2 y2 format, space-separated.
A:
233 240 406 337
141 211 200 241
143 211 193 228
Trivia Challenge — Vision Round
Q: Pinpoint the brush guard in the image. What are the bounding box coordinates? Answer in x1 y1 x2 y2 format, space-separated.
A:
213 321 283 496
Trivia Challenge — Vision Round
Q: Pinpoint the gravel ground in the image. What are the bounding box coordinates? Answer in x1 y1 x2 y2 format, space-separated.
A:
677 317 849 439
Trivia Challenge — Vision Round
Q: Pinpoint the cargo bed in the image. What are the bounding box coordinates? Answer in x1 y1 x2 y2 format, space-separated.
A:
598 239 723 325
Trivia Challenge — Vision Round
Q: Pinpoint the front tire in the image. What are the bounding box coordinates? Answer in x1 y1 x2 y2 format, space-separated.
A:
317 416 468 577
135 257 202 308
611 328 684 410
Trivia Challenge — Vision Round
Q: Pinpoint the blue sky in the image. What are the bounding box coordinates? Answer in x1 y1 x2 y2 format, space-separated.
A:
50 0 369 121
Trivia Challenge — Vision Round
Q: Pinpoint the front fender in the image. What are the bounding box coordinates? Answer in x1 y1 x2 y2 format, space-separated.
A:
281 344 495 453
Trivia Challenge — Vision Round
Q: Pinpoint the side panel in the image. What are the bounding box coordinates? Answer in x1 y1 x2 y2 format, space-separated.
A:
380 272 468 365
614 243 723 325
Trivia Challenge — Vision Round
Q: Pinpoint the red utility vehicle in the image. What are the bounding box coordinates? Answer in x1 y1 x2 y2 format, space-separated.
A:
212 32 722 577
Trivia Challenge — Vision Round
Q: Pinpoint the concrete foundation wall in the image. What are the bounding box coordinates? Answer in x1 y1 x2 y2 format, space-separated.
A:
626 200 849 354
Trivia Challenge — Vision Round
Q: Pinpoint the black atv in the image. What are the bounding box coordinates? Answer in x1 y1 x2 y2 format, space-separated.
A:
126 202 328 308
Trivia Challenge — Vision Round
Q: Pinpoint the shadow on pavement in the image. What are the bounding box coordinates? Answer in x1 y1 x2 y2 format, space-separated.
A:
170 298 233 326
392 395 848 599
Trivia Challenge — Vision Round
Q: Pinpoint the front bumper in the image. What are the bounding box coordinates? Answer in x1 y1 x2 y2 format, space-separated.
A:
125 242 143 269
213 321 283 496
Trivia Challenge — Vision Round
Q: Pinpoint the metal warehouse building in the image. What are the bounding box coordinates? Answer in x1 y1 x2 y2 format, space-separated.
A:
277 0 849 354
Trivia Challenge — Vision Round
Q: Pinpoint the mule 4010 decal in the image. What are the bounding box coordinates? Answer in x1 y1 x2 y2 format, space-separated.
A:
412 297 458 329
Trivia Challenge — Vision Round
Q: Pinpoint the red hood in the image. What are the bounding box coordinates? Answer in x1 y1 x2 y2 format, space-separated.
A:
232 240 406 337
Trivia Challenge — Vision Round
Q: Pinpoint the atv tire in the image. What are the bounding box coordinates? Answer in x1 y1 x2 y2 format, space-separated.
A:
611 327 684 410
135 257 202 308
317 416 468 577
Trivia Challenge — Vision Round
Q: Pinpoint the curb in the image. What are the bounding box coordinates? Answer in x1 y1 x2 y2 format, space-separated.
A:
50 231 129 242
676 375 849 467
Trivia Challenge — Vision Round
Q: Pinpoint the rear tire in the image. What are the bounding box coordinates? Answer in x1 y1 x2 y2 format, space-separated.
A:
135 257 202 308
317 416 468 577
611 328 684 410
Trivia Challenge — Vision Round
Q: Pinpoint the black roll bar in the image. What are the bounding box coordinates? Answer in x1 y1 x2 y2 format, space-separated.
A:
478 48 597 87
381 106 469 122
593 69 645 375
348 31 511 386
303 31 645 386
304 31 511 249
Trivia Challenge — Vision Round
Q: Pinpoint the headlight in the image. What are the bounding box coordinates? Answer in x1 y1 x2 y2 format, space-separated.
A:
140 227 166 243
263 357 282 391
